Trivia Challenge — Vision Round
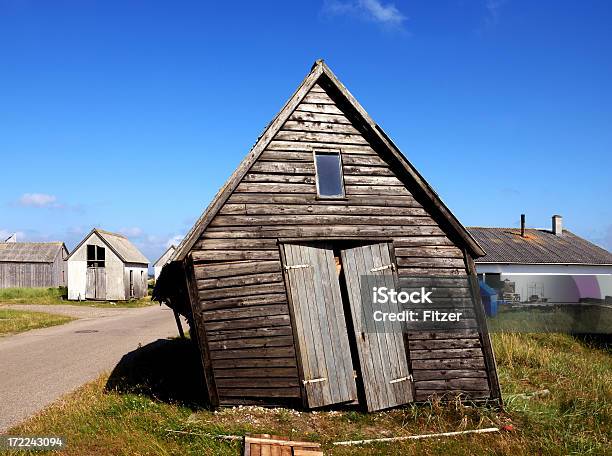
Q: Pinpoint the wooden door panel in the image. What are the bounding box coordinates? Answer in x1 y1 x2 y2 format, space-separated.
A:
96 268 106 300
86 268 106 300
282 243 357 408
341 242 413 411
86 268 95 300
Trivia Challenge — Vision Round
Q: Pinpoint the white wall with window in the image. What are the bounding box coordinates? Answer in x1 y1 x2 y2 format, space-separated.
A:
67 232 125 301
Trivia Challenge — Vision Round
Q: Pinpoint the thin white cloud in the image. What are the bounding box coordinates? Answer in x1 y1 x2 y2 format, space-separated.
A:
485 0 507 26
166 234 184 249
18 193 60 208
360 0 405 25
126 232 185 268
601 225 612 251
119 227 144 238
323 0 406 29
68 226 87 235
584 224 612 253
0 229 26 242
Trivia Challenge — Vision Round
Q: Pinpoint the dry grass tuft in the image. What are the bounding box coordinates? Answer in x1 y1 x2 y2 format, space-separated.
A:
7 332 611 455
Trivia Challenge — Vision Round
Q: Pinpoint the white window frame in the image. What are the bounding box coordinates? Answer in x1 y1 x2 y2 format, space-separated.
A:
312 148 346 199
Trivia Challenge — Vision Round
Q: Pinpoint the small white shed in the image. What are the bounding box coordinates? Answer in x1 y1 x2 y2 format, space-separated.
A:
67 228 149 301
153 245 176 282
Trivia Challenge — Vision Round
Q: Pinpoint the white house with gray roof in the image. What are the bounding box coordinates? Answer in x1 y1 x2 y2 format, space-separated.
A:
469 215 612 303
66 228 149 301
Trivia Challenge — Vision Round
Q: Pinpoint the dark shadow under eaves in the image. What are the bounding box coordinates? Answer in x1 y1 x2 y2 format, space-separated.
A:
105 337 209 407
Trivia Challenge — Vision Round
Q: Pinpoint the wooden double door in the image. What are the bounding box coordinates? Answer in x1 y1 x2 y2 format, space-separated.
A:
281 242 413 411
86 267 106 300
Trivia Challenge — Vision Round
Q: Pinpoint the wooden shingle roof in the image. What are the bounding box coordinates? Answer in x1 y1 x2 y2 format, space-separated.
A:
468 227 612 265
0 242 66 263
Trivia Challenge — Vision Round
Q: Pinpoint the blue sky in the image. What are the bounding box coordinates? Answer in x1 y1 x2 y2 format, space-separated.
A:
1 0 611 263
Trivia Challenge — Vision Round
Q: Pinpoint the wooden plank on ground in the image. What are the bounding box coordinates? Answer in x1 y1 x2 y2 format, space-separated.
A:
243 435 322 456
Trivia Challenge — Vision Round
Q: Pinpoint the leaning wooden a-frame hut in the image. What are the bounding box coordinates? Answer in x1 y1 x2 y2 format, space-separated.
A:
154 60 501 411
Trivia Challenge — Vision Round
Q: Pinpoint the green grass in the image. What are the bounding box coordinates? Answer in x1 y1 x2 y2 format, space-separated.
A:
488 304 612 334
0 287 67 305
0 287 153 308
0 308 74 335
7 333 611 455
492 332 611 454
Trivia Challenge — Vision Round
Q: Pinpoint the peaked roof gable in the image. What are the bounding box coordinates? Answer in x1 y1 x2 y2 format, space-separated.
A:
154 245 176 267
66 228 149 264
174 60 484 260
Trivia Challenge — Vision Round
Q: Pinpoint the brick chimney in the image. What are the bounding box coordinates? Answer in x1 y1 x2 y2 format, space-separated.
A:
552 215 563 236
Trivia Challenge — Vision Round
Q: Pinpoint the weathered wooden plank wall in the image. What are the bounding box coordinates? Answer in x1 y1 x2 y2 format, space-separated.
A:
0 247 67 289
190 82 492 405
0 262 54 288
124 266 148 300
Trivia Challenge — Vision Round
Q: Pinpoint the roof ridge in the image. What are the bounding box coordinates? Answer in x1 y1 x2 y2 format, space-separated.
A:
468 226 565 232
94 228 127 239
0 241 64 245
173 60 485 261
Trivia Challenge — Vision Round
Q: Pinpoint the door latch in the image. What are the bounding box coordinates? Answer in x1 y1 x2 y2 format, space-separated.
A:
389 375 412 384
370 263 395 272
285 264 310 270
303 377 327 385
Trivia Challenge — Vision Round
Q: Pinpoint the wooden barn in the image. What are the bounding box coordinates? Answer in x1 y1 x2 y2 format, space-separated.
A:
0 239 68 288
154 60 500 411
67 228 149 301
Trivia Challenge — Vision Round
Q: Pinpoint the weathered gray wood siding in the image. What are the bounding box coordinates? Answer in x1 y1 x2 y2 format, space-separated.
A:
0 247 67 288
0 262 54 288
51 246 68 287
123 265 148 299
190 82 492 405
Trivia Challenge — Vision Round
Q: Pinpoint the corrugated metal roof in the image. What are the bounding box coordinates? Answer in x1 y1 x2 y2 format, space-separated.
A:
468 227 612 265
0 242 65 263
95 229 149 264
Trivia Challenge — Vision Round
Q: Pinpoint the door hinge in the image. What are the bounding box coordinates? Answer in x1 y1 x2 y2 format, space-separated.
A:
370 263 395 273
303 377 327 385
389 375 411 384
285 264 310 270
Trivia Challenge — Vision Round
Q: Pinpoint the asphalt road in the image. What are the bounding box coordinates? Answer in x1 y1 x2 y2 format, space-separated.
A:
0 304 180 432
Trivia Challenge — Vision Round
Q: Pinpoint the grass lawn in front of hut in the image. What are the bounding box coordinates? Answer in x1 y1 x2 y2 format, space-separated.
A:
0 308 75 336
0 287 154 308
6 332 611 455
487 303 612 335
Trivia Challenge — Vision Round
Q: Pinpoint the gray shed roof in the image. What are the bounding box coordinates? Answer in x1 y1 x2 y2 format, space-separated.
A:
468 227 612 265
0 242 66 263
66 228 149 265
